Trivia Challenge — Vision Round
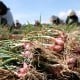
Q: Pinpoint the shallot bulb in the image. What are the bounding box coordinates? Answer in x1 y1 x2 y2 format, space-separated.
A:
49 45 63 52
67 57 77 69
21 51 33 58
54 38 64 46
15 62 29 78
51 37 64 46
23 42 33 50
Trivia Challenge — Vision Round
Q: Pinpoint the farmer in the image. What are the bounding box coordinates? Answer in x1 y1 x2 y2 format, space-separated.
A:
34 20 42 27
15 20 21 29
66 10 79 25
50 15 63 25
0 1 14 26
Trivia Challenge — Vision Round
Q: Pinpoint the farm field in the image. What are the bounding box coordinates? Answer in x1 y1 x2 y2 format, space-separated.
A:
0 24 80 80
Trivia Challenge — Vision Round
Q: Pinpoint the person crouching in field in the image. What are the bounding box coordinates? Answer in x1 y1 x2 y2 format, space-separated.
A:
0 1 14 27
50 15 64 25
34 20 42 27
15 20 21 29
66 10 79 25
